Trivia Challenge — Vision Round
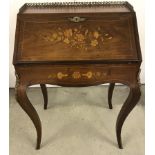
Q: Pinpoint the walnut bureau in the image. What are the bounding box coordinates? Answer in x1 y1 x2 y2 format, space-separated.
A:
13 2 142 150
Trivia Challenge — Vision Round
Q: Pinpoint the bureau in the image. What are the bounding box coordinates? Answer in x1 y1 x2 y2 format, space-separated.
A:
13 1 142 150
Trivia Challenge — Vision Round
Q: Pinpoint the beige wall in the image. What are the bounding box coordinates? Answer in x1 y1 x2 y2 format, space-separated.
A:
9 0 145 87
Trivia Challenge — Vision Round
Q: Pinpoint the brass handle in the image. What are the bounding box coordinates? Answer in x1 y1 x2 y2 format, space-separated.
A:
68 16 86 23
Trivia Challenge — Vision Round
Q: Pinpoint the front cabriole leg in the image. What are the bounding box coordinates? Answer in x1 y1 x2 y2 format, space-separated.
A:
16 81 42 149
116 83 141 149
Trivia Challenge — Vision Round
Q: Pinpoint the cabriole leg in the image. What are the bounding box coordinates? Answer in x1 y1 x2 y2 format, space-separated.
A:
116 83 141 149
40 84 48 110
108 83 115 109
16 83 42 149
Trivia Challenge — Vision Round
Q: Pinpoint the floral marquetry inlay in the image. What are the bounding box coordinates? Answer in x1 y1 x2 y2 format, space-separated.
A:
57 72 68 79
47 71 107 80
72 72 81 79
41 26 113 51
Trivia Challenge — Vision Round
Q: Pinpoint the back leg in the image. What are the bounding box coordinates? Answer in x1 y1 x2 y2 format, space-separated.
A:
40 84 48 110
108 83 115 109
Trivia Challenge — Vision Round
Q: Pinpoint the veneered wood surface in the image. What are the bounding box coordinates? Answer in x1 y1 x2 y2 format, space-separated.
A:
15 64 139 86
15 13 138 63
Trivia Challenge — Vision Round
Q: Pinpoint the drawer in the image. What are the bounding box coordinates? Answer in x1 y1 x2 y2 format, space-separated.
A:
15 13 138 63
16 64 139 86
45 66 110 85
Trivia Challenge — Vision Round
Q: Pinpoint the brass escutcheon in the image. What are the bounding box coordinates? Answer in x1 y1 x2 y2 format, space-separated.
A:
68 16 86 23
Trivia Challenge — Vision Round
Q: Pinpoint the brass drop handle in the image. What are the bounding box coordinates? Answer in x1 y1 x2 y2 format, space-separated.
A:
68 16 86 23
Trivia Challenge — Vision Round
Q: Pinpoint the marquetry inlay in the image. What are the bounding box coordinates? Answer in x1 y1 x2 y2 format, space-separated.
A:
41 26 113 51
57 72 68 79
47 71 108 80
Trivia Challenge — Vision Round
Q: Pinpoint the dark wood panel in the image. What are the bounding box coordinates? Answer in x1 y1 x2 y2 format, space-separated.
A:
16 14 137 62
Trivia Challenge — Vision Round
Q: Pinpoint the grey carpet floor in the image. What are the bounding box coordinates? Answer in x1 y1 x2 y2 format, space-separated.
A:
10 85 145 155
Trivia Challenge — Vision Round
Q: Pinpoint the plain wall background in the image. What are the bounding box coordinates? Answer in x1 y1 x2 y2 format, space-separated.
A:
9 0 145 87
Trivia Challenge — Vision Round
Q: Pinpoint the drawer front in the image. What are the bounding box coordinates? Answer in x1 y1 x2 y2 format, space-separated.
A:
16 13 138 62
41 66 110 86
16 64 139 86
